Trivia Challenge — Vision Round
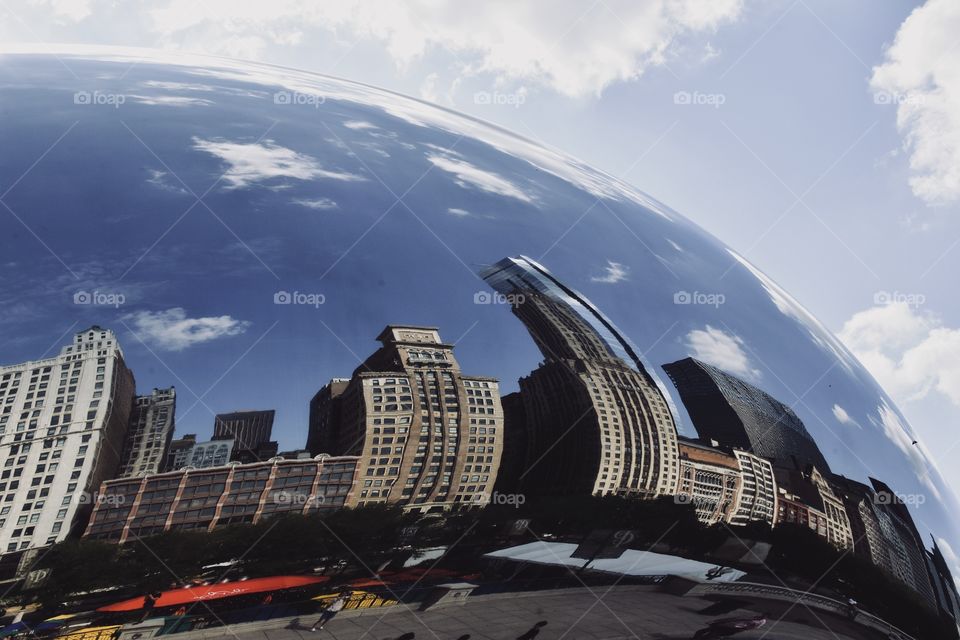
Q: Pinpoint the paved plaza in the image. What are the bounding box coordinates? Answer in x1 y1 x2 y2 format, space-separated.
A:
172 586 876 640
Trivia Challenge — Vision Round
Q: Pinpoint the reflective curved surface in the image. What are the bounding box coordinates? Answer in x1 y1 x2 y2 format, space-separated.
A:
0 50 957 634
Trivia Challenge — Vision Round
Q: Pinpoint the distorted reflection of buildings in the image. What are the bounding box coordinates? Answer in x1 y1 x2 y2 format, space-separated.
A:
662 357 830 473
310 325 503 511
84 456 358 542
212 410 278 463
117 387 176 478
481 255 680 499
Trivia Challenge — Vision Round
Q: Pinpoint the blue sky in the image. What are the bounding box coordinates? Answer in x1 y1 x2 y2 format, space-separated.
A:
2 0 960 556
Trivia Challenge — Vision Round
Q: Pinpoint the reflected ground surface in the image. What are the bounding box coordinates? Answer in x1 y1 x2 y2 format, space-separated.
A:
0 50 956 603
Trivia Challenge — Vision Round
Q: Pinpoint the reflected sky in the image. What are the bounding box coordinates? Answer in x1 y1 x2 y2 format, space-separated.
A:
0 50 956 554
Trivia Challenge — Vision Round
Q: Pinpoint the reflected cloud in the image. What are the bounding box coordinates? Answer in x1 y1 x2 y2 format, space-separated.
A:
192 137 367 189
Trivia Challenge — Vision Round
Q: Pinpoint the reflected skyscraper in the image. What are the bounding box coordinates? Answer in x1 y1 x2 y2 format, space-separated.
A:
312 325 503 511
662 357 830 473
118 387 176 478
481 256 680 498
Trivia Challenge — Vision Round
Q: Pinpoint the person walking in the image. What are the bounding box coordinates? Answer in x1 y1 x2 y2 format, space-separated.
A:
516 621 547 640
310 591 351 632
139 591 162 623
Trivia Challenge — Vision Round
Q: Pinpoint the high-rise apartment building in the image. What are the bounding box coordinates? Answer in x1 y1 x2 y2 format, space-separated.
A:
212 410 275 463
0 326 135 562
118 387 176 477
315 325 503 511
480 256 680 498
662 357 830 473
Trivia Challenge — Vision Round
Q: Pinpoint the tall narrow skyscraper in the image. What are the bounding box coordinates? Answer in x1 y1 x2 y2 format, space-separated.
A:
118 387 176 477
0 326 135 568
481 256 680 498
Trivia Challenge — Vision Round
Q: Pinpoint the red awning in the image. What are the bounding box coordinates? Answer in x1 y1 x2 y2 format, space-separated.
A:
98 575 328 612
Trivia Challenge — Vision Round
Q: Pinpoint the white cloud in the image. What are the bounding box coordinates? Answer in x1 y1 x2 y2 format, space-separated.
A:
685 324 761 382
871 0 960 205
838 301 960 407
832 404 861 428
129 94 214 107
590 260 629 284
192 137 366 189
139 0 744 98
426 153 534 203
146 169 188 194
343 120 377 130
292 197 338 210
447 207 470 216
123 307 250 351
30 0 92 22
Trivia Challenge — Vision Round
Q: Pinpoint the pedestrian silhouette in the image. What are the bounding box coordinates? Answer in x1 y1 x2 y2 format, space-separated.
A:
516 621 547 640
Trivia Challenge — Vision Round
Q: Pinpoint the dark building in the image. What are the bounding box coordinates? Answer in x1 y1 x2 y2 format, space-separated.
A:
481 256 680 499
662 357 830 473
927 538 960 630
493 392 527 495
870 478 937 607
164 433 196 471
213 409 276 462
307 378 350 456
